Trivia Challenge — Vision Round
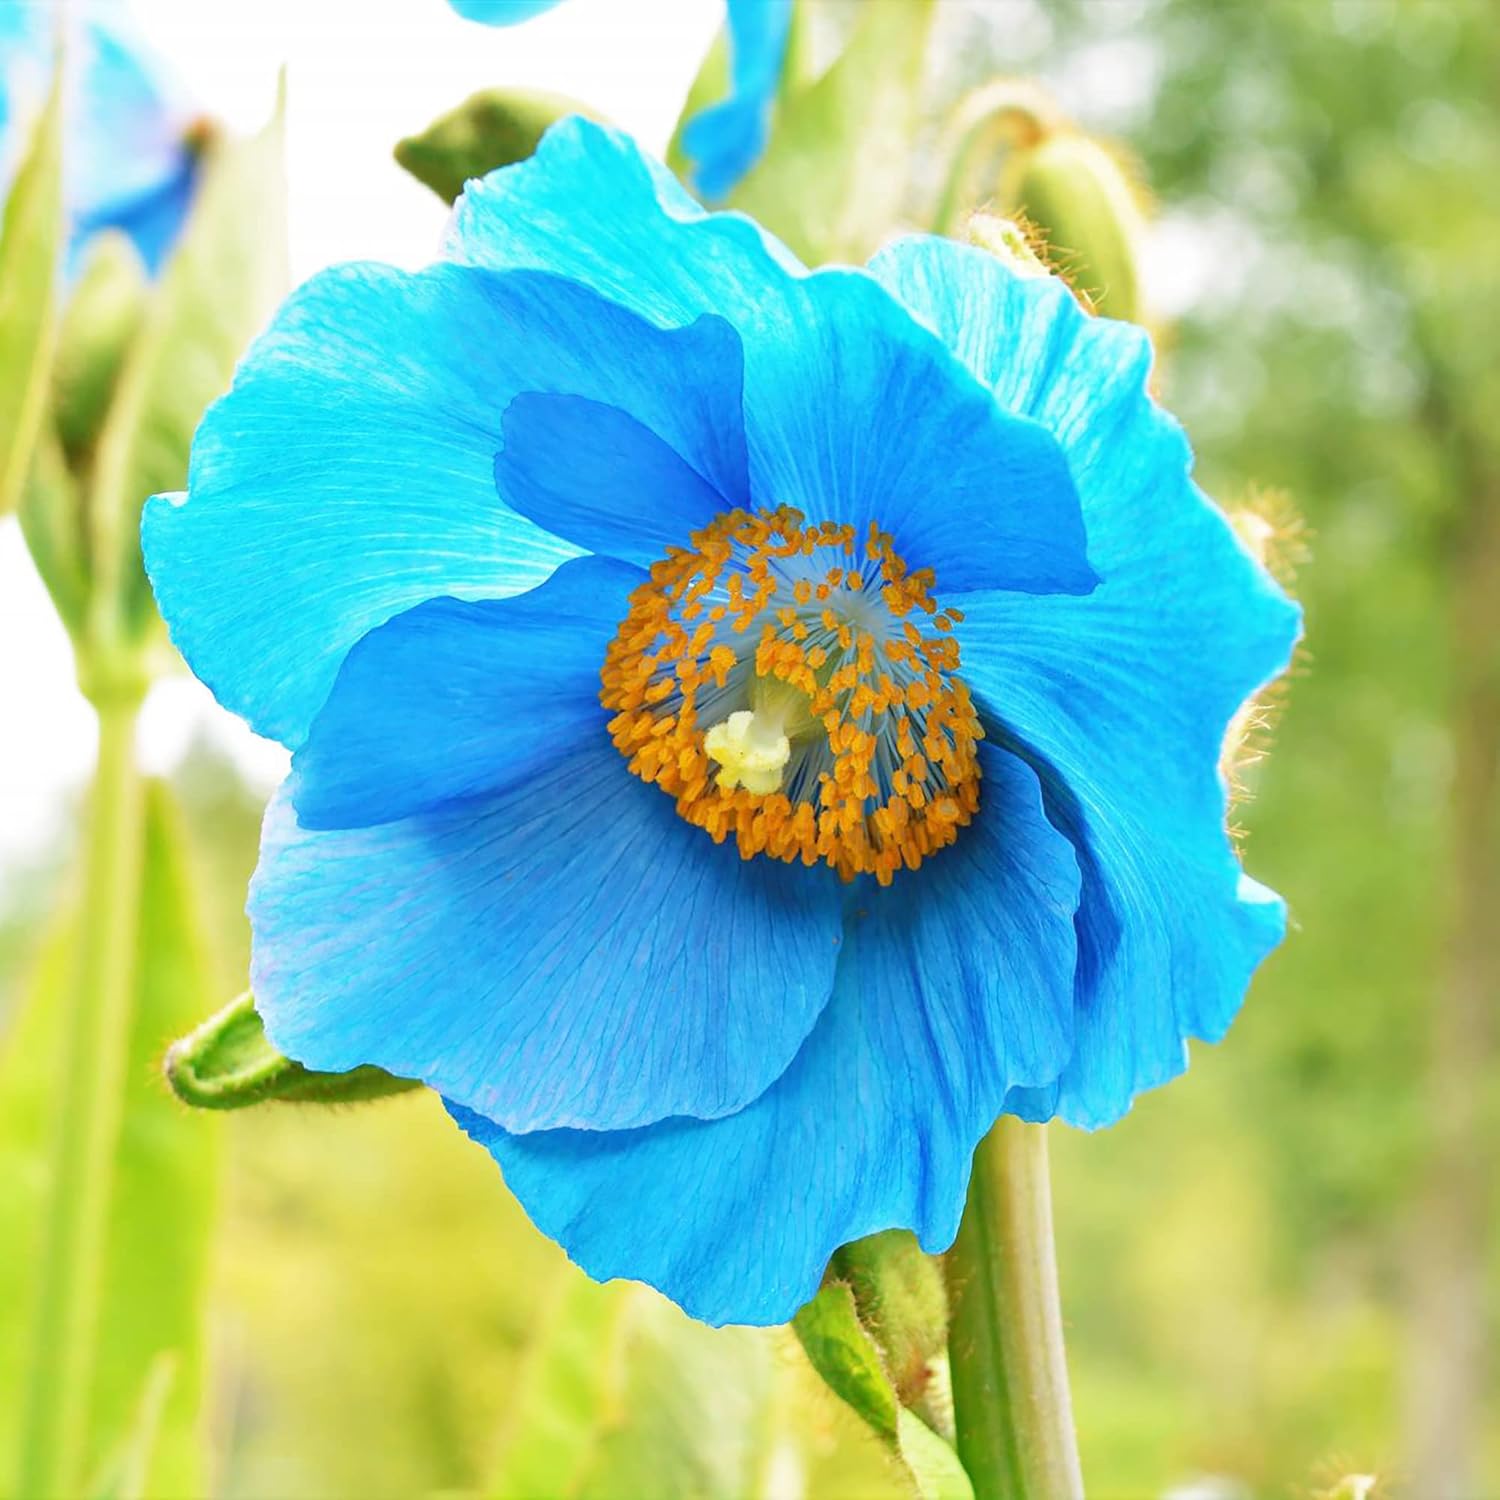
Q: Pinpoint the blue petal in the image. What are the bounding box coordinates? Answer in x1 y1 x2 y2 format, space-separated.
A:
449 120 1096 598
2 6 197 272
70 140 198 277
497 397 741 570
449 744 1080 1326
143 264 749 749
292 554 644 830
252 734 845 1135
446 0 566 21
871 236 1302 1127
679 0 794 200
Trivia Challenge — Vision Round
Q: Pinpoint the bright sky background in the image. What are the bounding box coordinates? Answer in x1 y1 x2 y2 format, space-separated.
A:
0 0 718 872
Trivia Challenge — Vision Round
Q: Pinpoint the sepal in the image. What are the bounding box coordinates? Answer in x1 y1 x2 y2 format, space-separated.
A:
794 1269 971 1500
164 993 419 1110
794 1231 970 1499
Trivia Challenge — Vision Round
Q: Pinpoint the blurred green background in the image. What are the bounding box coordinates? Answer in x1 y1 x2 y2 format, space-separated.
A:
3 1 1498 1496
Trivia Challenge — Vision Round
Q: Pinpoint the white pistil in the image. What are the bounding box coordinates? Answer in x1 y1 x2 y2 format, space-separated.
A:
703 709 792 795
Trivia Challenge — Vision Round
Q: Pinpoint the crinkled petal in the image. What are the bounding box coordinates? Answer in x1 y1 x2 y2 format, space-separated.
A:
449 743 1079 1326
292 554 643 830
252 734 845 1135
871 236 1302 1126
143 263 749 748
679 0 794 200
449 120 1096 597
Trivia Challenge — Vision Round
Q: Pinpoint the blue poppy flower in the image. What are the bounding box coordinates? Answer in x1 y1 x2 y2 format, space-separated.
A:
445 0 791 199
0 4 200 274
142 118 1299 1326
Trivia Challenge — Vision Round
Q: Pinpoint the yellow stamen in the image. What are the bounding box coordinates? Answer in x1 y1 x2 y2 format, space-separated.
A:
599 506 983 884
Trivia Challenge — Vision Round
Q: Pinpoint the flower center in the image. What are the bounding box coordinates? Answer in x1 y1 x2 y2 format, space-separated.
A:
600 506 983 884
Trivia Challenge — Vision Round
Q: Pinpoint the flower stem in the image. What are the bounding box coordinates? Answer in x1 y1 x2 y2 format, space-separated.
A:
17 695 145 1500
946 1117 1084 1500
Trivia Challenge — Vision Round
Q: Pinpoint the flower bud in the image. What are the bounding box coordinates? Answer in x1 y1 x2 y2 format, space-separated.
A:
1000 131 1148 322
828 1229 951 1424
165 992 419 1109
53 231 147 467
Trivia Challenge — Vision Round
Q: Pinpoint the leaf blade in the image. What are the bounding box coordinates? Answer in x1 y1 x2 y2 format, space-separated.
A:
0 53 65 517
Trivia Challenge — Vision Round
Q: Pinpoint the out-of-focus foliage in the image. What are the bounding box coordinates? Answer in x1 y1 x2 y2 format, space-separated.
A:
3 0 1498 1495
0 60 63 519
720 0 934 264
0 784 222 1498
18 89 286 659
930 0 1500 1493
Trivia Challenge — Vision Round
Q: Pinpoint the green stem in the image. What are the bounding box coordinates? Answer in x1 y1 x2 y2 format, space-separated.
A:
946 1117 1084 1500
17 695 146 1500
929 79 1059 236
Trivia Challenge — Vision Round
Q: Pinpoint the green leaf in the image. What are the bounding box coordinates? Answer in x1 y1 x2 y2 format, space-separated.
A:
396 88 599 204
85 87 288 653
164 991 420 1109
0 53 65 518
487 1273 778 1500
794 1284 973 1500
85 1354 176 1500
725 0 935 265
0 783 223 1497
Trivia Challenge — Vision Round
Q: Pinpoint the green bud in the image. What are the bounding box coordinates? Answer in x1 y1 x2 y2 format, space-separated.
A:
793 1276 971 1500
164 992 419 1109
17 238 148 650
395 89 600 205
52 232 148 469
1000 131 1148 323
829 1229 952 1431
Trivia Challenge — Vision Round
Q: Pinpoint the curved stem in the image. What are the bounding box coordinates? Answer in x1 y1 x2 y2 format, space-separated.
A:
928 79 1060 235
17 696 145 1500
946 1118 1084 1500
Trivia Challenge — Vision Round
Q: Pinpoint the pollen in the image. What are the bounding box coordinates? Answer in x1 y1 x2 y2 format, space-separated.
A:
599 506 983 885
